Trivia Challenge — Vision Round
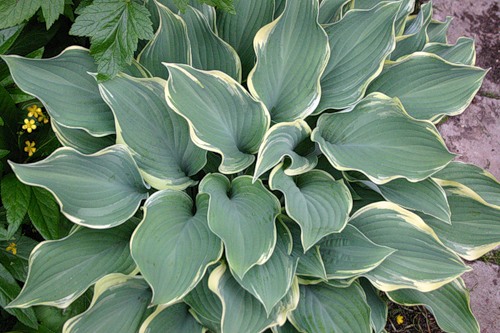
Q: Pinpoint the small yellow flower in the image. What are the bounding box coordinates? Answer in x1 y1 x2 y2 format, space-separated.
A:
27 105 43 118
38 114 49 124
6 242 17 255
396 314 404 325
22 118 37 133
24 140 36 156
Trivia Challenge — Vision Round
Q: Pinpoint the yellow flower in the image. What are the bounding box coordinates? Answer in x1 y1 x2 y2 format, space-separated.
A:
24 140 36 156
22 118 37 133
6 242 17 255
396 314 404 325
27 105 43 118
38 114 49 124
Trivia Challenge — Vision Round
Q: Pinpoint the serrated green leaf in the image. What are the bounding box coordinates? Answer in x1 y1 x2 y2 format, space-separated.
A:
2 47 115 136
8 220 137 308
0 24 25 54
317 1 399 112
1 174 31 239
28 187 69 240
350 202 469 292
138 1 191 79
216 0 274 79
0 0 41 30
270 165 352 251
181 6 241 81
387 278 479 333
248 0 330 122
99 74 206 190
70 0 154 78
289 282 371 333
63 274 152 333
312 93 455 184
319 225 395 279
139 303 205 333
130 190 222 306
0 263 38 328
10 145 149 229
367 53 487 122
0 235 38 282
253 120 317 181
40 0 65 29
422 37 476 66
165 64 269 174
200 174 280 279
208 263 299 333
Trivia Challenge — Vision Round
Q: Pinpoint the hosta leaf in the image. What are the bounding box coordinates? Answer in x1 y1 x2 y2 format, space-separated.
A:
345 172 451 223
208 263 299 333
354 0 416 36
418 188 500 261
367 53 487 122
2 47 114 136
184 268 223 333
350 202 469 292
360 278 387 333
312 93 454 184
188 0 216 31
274 0 285 17
199 174 280 278
51 120 116 154
289 282 371 333
233 221 298 315
427 17 452 43
387 278 479 333
269 165 352 251
390 2 432 60
99 74 206 190
432 161 500 208
0 263 38 328
166 64 270 174
248 0 330 122
8 220 137 308
1 174 31 239
318 0 349 24
181 6 240 81
69 0 154 79
130 190 222 305
317 1 399 112
139 303 204 333
319 225 395 279
63 274 152 333
285 218 327 280
216 0 274 79
138 1 191 79
253 120 317 181
422 37 475 66
9 145 149 228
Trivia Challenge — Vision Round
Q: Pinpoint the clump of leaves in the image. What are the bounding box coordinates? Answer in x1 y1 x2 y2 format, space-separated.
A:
1 0 499 332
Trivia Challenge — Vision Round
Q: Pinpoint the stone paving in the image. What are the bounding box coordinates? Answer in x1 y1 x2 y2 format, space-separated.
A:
431 0 499 332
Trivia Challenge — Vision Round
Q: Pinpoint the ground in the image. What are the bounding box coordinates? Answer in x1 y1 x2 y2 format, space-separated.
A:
426 0 499 332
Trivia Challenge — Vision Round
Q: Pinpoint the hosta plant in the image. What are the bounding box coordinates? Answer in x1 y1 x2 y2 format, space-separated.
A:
2 0 499 332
